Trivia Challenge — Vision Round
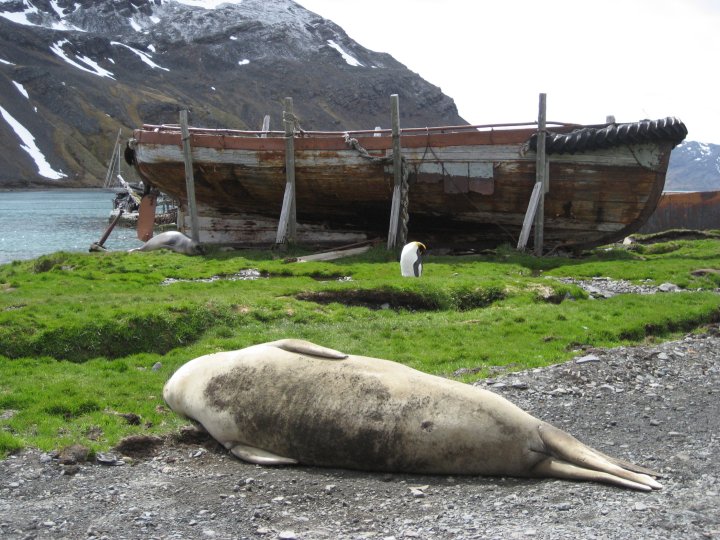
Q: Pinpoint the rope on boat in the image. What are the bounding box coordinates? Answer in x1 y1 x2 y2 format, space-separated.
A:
343 133 410 243
398 156 409 246
342 133 388 163
283 111 306 136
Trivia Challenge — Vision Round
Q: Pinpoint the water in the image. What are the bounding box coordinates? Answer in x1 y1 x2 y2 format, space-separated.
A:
0 189 144 265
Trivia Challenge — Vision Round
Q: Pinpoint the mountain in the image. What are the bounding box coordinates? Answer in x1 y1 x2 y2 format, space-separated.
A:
0 1 716 193
0 0 465 188
666 141 720 192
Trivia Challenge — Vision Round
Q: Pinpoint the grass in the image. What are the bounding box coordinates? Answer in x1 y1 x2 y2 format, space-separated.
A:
1 236 719 457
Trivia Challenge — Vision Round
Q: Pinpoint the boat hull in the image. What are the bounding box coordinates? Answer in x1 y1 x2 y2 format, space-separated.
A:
128 119 684 250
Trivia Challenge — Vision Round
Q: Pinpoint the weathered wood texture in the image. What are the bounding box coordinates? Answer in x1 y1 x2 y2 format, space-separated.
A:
179 110 200 243
639 190 720 233
533 93 547 254
132 124 675 250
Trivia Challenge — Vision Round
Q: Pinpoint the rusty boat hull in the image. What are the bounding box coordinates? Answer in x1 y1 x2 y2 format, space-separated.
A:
126 117 687 250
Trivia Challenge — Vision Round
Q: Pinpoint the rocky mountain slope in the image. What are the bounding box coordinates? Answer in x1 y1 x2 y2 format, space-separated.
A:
0 0 717 192
665 141 720 192
0 0 465 188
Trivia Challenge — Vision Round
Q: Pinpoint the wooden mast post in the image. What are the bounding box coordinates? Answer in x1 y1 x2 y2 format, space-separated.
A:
533 93 548 255
276 97 297 245
517 93 548 252
387 94 403 250
179 109 200 243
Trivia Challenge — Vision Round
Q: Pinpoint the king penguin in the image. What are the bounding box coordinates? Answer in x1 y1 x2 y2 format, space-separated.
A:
400 241 426 277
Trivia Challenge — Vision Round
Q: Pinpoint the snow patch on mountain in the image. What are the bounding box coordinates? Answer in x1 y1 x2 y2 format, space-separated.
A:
0 1 84 31
327 39 363 67
50 40 115 79
0 105 66 180
111 42 169 71
174 0 243 9
12 81 28 99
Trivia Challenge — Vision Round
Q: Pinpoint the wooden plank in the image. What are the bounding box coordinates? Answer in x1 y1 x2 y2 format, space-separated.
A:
387 94 403 249
517 181 543 250
179 110 200 243
287 245 373 263
276 97 297 245
533 93 547 255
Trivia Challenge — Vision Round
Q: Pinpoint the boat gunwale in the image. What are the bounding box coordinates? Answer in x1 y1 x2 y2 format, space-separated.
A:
137 120 583 139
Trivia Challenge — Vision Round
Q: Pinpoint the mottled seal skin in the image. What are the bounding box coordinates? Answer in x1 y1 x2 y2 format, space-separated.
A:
129 231 204 255
163 340 662 491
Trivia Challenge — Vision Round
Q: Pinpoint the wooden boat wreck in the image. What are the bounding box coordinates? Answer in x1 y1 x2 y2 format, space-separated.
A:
125 116 687 251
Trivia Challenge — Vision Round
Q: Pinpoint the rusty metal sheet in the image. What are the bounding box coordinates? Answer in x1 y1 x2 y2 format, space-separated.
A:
640 190 720 233
137 194 157 242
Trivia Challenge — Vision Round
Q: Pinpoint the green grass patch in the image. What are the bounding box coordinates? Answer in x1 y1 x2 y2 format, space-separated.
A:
1 238 719 456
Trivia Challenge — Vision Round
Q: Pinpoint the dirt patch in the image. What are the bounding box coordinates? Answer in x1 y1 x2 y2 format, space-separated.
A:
297 289 439 311
1 328 719 539
113 435 165 459
627 229 720 245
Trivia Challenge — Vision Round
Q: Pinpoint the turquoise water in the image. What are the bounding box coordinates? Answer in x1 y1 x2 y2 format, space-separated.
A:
0 189 144 265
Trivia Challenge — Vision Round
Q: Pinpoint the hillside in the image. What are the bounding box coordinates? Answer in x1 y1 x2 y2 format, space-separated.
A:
665 140 720 191
0 0 465 188
1 1 717 192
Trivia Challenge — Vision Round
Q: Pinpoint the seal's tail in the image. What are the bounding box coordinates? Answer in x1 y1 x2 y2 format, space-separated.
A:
533 424 663 491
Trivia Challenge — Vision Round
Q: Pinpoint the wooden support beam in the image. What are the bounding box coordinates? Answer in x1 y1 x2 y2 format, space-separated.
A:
387 94 403 250
179 109 200 243
517 182 544 250
533 93 547 255
518 93 549 252
276 97 297 245
91 209 124 251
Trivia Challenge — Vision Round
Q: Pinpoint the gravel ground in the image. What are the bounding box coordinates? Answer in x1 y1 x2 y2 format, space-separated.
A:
1 327 718 540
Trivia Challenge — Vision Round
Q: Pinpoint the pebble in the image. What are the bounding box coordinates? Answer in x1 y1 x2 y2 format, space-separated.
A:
554 277 683 297
278 531 297 540
576 354 600 364
658 283 680 292
409 487 426 498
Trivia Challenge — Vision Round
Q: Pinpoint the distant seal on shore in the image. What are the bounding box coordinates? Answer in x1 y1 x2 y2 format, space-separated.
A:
129 231 203 255
400 241 426 277
164 339 662 490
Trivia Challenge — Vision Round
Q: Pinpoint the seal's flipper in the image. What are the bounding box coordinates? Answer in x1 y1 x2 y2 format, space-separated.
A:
229 443 298 466
531 457 655 491
589 447 663 478
269 339 348 360
537 424 662 490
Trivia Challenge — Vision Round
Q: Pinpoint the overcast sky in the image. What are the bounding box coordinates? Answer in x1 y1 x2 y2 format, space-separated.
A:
294 0 720 144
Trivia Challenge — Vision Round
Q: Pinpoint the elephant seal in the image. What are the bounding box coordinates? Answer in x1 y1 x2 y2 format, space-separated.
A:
400 241 426 277
163 339 662 491
129 231 203 255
